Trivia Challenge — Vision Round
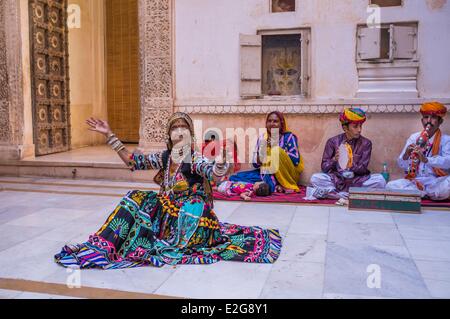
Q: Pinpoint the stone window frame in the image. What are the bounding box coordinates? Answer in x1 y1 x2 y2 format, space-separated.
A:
356 21 418 63
369 0 404 8
355 21 419 98
239 28 311 101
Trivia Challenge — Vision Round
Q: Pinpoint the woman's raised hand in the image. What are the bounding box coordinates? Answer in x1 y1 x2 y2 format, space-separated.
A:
86 118 112 137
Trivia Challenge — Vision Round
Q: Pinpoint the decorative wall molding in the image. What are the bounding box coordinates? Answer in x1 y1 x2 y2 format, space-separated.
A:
138 0 173 148
356 63 419 99
174 103 450 115
0 0 11 144
0 0 24 149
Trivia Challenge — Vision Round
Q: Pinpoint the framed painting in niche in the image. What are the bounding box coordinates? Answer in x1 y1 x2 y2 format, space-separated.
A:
262 34 302 96
272 0 295 13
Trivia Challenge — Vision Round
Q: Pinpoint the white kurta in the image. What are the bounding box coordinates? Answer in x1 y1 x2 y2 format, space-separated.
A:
386 131 450 200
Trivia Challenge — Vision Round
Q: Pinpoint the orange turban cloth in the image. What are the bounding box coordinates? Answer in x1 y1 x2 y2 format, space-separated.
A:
420 102 447 118
339 108 367 125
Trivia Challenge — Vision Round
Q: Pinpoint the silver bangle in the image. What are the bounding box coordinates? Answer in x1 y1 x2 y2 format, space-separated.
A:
106 133 116 143
213 162 230 177
112 141 124 152
110 141 119 150
107 137 119 146
111 140 121 150
115 144 125 153
107 137 125 153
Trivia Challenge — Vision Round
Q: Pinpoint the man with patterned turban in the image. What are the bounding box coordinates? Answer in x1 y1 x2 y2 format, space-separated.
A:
386 102 450 200
309 107 386 199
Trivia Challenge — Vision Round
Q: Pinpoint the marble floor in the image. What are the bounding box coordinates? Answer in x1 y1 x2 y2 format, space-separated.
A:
0 176 449 299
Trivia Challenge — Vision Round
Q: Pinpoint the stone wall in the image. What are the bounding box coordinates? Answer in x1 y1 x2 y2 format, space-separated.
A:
174 0 450 103
171 0 450 183
0 0 10 145
0 0 26 160
189 112 450 185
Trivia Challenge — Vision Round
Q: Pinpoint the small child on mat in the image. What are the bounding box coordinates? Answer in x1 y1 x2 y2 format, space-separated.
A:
217 180 272 201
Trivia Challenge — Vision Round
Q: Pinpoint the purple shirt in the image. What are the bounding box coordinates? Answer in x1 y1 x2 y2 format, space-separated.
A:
321 133 372 192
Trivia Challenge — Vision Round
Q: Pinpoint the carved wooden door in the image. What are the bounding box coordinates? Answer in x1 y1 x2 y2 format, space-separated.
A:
29 0 70 156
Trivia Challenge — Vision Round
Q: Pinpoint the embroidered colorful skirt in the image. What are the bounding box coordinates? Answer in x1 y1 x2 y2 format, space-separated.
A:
54 190 282 269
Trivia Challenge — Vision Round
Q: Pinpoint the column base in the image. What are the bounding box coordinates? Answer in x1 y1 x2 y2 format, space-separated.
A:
0 143 35 160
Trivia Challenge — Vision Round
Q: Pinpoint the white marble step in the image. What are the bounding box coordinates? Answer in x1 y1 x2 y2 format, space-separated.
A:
0 176 159 196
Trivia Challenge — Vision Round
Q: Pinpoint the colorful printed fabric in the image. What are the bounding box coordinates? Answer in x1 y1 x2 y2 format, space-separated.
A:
55 189 281 269
54 152 282 269
217 180 254 196
265 146 303 192
230 131 303 192
252 132 301 168
339 108 367 125
129 152 163 171
420 101 447 118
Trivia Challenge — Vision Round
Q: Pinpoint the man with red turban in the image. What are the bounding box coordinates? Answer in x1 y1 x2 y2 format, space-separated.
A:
309 107 386 199
387 102 450 200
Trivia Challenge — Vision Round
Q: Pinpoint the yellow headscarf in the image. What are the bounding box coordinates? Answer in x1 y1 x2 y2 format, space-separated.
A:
420 102 447 118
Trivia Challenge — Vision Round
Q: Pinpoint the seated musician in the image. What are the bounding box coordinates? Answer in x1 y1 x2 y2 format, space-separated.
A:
386 102 450 201
309 107 386 199
229 111 304 193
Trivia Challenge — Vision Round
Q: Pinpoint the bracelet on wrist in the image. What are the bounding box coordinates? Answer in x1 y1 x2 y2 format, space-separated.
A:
106 134 125 153
213 162 230 177
106 133 116 143
107 137 119 146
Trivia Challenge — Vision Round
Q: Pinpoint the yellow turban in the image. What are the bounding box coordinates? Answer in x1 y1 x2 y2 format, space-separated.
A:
339 108 367 125
420 102 447 118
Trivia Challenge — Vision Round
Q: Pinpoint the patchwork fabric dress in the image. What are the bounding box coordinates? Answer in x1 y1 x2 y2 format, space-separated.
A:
54 151 282 269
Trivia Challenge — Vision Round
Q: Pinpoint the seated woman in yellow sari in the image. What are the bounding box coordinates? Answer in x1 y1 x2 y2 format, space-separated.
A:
230 111 304 193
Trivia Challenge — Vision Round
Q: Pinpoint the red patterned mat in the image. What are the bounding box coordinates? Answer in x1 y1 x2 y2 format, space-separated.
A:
213 187 450 208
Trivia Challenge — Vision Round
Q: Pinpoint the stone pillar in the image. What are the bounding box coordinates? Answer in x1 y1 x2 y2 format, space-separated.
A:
138 0 174 151
0 0 30 160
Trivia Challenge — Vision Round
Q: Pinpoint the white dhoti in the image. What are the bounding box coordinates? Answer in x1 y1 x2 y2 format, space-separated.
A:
309 173 387 198
391 131 450 201
386 176 450 201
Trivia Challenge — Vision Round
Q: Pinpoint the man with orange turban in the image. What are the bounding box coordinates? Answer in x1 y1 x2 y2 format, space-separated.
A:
387 102 450 200
309 108 386 199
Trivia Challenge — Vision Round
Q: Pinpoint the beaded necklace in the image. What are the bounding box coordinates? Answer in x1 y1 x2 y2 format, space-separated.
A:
163 145 192 194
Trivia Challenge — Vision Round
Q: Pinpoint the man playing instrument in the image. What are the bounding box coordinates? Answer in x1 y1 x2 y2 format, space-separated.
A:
386 102 450 201
309 108 386 199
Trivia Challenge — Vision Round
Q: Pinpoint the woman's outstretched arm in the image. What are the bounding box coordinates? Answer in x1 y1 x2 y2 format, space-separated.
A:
86 118 163 170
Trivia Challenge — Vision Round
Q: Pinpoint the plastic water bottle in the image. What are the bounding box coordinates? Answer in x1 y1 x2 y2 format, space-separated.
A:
381 162 390 182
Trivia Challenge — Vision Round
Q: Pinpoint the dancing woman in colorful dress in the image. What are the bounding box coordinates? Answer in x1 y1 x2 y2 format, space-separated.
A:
54 112 282 269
